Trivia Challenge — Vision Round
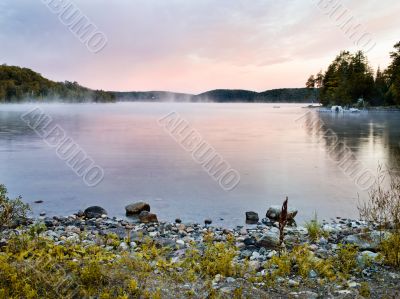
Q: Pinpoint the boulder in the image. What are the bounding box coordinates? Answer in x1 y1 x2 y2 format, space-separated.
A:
343 231 389 251
266 205 298 221
245 211 259 224
139 211 158 223
256 228 280 249
125 202 150 216
84 206 107 218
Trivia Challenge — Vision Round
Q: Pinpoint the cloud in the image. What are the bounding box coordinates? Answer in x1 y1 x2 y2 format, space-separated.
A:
0 0 399 93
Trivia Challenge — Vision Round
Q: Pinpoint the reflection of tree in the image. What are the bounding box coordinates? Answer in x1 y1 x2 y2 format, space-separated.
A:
300 111 400 173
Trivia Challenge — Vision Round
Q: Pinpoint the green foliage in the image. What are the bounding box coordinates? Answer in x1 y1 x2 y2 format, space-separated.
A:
264 244 360 283
0 184 30 229
305 213 327 242
385 41 400 106
334 244 358 278
0 64 115 103
359 282 371 298
379 232 400 268
307 41 400 107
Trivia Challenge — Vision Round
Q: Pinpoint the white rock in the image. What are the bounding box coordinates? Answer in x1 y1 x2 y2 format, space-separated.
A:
119 242 129 251
267 250 277 259
176 239 185 246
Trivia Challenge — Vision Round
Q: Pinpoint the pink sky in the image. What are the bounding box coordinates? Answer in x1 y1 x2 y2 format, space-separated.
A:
1 0 399 94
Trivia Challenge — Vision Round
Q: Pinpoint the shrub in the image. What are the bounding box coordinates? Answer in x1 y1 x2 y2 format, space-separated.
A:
358 166 400 268
334 244 358 278
379 232 400 268
199 232 238 277
358 165 400 230
0 184 30 229
359 282 371 298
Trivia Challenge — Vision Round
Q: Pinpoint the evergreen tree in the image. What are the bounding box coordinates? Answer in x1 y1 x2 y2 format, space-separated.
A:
385 42 400 106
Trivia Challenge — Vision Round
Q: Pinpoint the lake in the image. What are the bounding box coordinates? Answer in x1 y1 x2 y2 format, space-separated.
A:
1 102 399 226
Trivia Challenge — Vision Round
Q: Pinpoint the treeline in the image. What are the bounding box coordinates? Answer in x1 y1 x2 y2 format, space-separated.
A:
196 88 317 102
115 88 318 103
0 65 115 103
306 42 400 107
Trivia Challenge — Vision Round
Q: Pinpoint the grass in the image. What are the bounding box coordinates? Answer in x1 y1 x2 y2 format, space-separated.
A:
304 213 328 242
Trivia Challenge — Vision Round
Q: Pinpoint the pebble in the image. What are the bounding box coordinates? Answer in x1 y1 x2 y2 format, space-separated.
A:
288 279 299 287
176 239 185 246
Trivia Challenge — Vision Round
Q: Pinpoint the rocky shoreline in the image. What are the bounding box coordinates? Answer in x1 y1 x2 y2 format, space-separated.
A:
1 203 400 298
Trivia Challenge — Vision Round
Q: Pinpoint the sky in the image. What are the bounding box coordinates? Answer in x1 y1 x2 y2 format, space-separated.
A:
0 0 399 94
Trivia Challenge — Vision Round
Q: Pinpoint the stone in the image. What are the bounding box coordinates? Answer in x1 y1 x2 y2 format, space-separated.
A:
343 231 389 251
249 260 261 271
243 237 256 246
139 211 158 223
44 219 54 227
204 219 212 225
149 231 158 237
177 224 186 231
347 281 359 288
176 239 185 246
0 239 7 248
245 211 259 224
84 206 107 218
119 242 129 251
288 279 299 287
256 228 280 249
175 218 182 223
267 250 277 259
289 291 318 299
357 251 379 267
309 270 318 279
125 202 150 216
266 205 298 221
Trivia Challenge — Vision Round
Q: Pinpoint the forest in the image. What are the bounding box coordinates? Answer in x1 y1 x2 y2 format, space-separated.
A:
306 41 400 107
0 65 115 103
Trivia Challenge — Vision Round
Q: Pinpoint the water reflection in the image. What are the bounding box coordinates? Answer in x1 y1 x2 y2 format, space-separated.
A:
0 103 399 226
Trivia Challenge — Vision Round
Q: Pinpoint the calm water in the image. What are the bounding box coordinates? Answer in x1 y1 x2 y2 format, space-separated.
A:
1 103 399 226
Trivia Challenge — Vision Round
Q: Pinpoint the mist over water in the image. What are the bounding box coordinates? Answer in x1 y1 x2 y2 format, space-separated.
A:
0 102 399 226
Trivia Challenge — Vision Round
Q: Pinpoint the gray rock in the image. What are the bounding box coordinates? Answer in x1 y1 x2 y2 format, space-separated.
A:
256 229 280 249
357 251 379 267
343 231 388 250
119 242 129 251
289 291 318 299
245 211 259 224
266 205 298 221
125 202 150 216
84 206 107 219
309 270 318 279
